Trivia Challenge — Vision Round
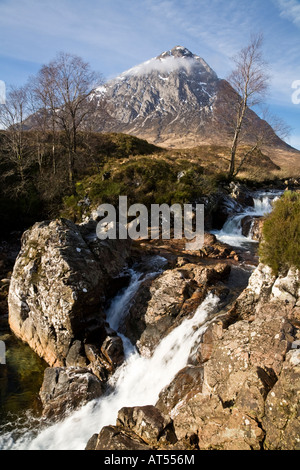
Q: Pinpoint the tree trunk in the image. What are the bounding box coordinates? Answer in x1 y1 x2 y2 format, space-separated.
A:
68 149 74 187
228 103 247 179
52 119 56 175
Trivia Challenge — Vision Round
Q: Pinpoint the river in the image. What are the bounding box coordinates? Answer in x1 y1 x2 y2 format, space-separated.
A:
0 188 283 450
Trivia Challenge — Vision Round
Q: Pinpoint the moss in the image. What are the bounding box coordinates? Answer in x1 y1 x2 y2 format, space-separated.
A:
60 155 223 221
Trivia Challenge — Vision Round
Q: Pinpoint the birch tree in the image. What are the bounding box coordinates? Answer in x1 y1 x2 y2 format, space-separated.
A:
226 34 270 178
29 68 59 175
34 52 101 186
0 85 31 186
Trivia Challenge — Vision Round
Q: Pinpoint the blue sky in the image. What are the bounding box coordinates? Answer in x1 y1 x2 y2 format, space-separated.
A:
0 0 299 149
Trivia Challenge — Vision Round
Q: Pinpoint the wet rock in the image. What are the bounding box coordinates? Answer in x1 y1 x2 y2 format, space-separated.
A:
239 215 264 241
192 320 224 364
88 425 150 450
117 405 177 446
101 334 124 368
229 182 254 208
88 405 177 450
39 366 103 420
210 194 242 230
122 262 231 355
240 215 253 238
249 217 264 241
83 329 125 381
66 340 88 368
241 215 264 241
156 366 203 417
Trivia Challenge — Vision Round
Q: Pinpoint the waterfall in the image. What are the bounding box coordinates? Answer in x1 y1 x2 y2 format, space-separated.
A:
253 193 279 215
213 190 282 248
0 257 219 450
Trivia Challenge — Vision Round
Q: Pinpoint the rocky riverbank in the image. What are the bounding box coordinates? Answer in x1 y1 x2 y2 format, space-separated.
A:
1 180 300 450
6 216 243 422
87 263 300 451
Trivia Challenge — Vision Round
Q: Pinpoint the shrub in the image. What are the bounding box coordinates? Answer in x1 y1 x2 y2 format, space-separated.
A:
259 191 300 274
60 156 220 220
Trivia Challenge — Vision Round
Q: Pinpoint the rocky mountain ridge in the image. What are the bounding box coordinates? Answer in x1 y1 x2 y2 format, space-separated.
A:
92 46 218 147
92 45 293 154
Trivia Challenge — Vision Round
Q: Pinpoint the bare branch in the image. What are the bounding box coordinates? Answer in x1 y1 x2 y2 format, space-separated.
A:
29 52 103 186
215 33 273 178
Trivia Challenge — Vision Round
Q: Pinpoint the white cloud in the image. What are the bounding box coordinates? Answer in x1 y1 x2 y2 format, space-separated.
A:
119 52 215 78
274 0 300 26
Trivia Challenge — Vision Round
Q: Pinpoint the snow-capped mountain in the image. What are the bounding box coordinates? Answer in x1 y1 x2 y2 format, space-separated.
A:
21 45 290 153
92 46 223 147
91 45 289 150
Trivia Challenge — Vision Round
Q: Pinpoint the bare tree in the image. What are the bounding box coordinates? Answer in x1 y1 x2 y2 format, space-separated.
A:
225 34 270 178
0 85 31 186
29 67 61 175
32 52 102 186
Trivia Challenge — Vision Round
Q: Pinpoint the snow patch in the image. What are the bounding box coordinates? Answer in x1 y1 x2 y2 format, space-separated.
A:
120 55 213 79
95 85 107 96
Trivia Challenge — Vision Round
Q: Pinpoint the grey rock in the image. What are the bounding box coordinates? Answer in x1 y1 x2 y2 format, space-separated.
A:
39 367 103 420
8 218 131 367
89 425 150 450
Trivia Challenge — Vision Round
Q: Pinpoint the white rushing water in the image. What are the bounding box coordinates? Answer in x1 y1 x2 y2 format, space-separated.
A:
213 190 283 248
0 257 219 450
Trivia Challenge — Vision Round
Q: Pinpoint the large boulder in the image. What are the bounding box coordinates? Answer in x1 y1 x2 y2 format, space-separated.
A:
8 218 131 367
232 263 300 321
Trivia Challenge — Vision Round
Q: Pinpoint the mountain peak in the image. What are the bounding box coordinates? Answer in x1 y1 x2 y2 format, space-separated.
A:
116 46 218 81
157 46 194 60
93 46 221 147
91 46 285 151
